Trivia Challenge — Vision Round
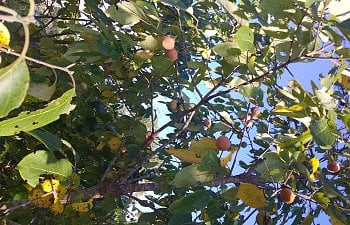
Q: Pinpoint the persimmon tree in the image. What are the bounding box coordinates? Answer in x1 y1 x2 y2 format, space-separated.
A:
0 0 349 224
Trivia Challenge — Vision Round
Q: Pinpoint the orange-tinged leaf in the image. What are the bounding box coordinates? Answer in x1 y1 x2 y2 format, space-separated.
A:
236 183 266 208
166 147 202 164
341 71 350 90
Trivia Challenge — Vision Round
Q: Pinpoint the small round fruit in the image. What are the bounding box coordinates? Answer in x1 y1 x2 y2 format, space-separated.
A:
280 187 296 204
162 36 175 50
103 65 110 72
216 136 231 151
166 48 178 61
203 119 212 128
251 107 259 119
327 161 341 174
169 100 178 112
146 131 152 138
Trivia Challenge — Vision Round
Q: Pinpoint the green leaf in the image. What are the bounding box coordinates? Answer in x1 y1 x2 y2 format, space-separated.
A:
342 113 350 130
169 165 214 188
305 0 321 8
138 35 161 51
198 151 225 175
168 190 215 214
335 48 350 58
213 42 240 57
27 82 56 102
260 0 294 20
309 119 336 149
152 56 175 76
17 150 72 187
256 152 288 182
168 214 192 225
312 192 330 207
301 213 314 225
0 59 29 118
0 89 76 136
222 187 238 201
27 129 62 153
106 3 144 26
234 26 255 52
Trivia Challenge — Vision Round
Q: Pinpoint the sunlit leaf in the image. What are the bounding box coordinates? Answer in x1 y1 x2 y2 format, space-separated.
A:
309 157 319 181
234 26 255 52
315 88 338 110
328 0 350 22
17 150 72 187
273 104 304 113
236 183 266 208
106 2 144 26
0 60 29 118
0 22 10 46
167 138 218 164
0 89 76 136
167 147 202 164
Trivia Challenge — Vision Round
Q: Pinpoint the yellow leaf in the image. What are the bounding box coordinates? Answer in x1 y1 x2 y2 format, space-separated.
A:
40 179 60 193
71 198 94 212
28 187 54 208
273 104 304 113
166 147 202 164
341 70 350 90
108 136 122 150
167 138 218 164
0 22 10 46
220 151 234 167
102 90 114 98
220 145 239 167
50 201 64 214
309 157 319 181
309 157 319 174
236 183 266 208
191 137 218 154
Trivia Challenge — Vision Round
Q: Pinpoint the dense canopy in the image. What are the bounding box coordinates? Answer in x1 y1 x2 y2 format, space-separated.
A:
0 0 349 224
